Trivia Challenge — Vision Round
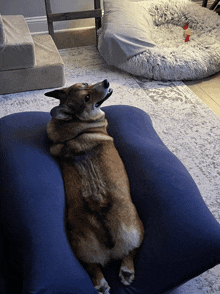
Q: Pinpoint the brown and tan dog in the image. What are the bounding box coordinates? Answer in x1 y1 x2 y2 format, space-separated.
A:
45 80 144 294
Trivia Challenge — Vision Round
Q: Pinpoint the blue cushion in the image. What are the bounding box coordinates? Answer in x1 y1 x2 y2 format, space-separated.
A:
1 105 220 294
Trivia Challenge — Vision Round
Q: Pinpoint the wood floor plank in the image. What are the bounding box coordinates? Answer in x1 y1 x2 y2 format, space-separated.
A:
184 79 220 117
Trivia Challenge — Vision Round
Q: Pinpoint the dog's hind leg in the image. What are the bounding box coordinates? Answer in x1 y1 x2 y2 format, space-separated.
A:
119 252 135 286
83 263 110 294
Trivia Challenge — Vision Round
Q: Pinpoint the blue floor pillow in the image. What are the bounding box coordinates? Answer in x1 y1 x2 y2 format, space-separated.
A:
1 105 220 294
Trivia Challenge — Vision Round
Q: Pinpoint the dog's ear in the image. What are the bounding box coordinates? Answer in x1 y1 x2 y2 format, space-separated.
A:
50 105 72 121
45 89 67 102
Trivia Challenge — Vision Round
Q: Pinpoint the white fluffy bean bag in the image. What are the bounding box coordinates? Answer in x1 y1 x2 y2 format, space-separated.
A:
98 0 220 80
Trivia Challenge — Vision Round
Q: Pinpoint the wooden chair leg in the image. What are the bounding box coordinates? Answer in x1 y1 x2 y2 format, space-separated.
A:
210 0 220 10
94 0 101 48
45 0 55 37
94 0 101 31
202 0 208 7
44 0 101 45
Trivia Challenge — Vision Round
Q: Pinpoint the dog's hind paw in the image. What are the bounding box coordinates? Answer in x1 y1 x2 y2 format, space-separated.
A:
119 266 135 286
95 278 110 294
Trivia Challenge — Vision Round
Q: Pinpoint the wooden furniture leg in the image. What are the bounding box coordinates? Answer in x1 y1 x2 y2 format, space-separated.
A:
44 0 102 45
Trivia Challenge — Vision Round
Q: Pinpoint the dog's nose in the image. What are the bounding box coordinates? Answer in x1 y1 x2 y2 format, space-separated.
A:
103 79 109 88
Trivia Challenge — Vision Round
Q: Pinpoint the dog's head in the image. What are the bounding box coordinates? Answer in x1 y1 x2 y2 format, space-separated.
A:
45 80 113 121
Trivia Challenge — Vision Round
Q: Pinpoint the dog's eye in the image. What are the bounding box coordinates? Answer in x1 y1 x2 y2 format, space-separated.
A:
85 94 90 102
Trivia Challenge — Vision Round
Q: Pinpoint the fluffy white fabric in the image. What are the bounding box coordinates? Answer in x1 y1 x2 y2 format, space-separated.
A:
99 0 220 80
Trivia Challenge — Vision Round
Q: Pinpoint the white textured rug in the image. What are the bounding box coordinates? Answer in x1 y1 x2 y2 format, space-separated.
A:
0 46 220 293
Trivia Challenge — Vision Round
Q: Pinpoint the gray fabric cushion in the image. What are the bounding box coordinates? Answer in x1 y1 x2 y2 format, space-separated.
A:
0 15 35 71
98 0 156 66
0 34 65 95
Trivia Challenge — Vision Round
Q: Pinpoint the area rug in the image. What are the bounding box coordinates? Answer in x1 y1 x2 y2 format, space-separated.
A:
0 45 220 293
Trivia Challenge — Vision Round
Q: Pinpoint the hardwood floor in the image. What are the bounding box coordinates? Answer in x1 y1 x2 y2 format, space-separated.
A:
184 72 220 118
184 0 220 118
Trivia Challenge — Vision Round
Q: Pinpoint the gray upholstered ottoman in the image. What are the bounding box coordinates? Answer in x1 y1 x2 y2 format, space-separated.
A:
0 15 65 94
0 34 65 94
0 15 35 71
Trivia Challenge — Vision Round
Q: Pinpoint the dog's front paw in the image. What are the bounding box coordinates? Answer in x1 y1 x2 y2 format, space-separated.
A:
119 266 135 286
95 277 110 294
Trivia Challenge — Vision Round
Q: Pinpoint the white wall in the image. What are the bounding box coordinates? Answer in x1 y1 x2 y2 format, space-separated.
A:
0 0 102 33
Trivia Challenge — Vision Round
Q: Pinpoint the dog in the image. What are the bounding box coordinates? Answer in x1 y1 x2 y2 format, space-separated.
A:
45 80 144 294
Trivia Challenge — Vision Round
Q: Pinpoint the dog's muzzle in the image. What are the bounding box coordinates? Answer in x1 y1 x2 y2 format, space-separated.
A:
95 79 113 107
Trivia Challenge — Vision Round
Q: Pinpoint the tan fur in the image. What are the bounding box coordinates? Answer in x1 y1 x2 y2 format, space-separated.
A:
45 80 144 293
